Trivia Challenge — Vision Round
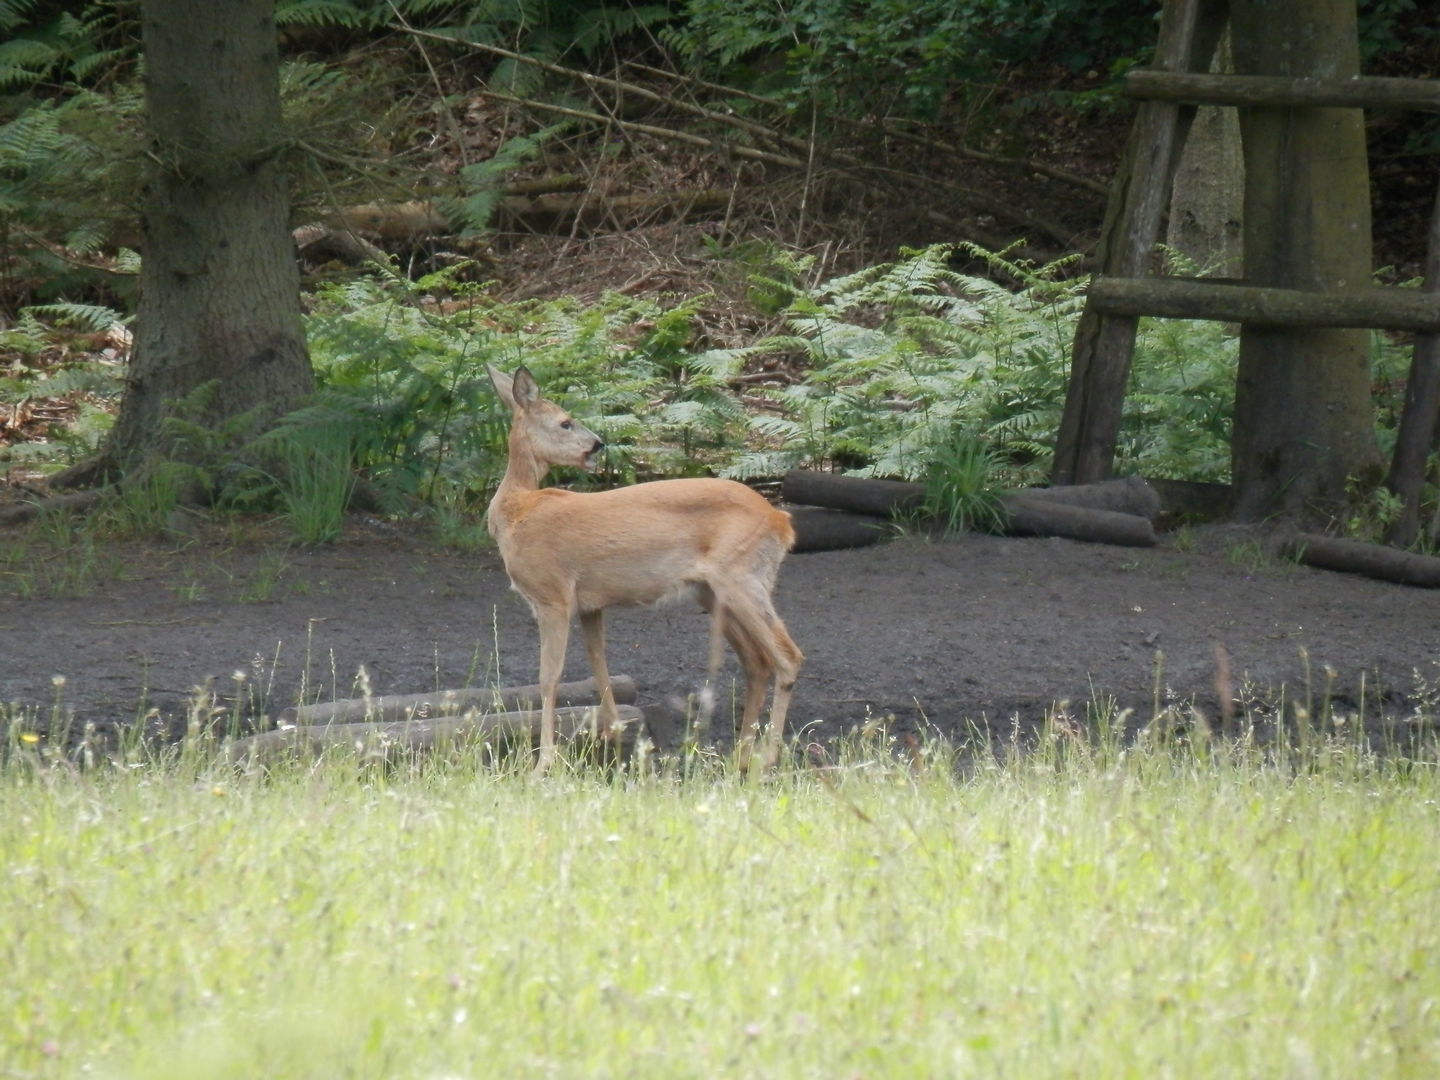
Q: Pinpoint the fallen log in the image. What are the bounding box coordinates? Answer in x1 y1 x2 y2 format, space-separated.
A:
0 488 106 526
787 506 891 552
295 189 733 255
1144 478 1233 522
782 471 924 517
782 471 1161 520
781 471 1156 546
226 704 646 768
277 675 635 727
1002 496 1156 547
495 189 732 232
1285 533 1440 588
999 475 1160 520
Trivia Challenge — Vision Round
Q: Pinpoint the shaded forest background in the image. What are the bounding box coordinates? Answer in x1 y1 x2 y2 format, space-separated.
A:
1 0 1437 535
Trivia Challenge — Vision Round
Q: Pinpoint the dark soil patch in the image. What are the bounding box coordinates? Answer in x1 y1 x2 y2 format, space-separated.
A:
3 521 1436 754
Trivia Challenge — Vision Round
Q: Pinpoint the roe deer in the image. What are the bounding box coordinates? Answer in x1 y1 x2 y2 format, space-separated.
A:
486 365 803 773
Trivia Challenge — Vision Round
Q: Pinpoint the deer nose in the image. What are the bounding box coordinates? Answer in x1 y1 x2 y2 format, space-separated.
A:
591 437 605 454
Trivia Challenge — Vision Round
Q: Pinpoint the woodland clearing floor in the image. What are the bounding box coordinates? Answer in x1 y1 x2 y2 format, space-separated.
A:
2 519 1437 754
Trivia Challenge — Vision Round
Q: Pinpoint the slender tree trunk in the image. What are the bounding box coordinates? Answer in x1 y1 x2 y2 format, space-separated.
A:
1228 0 1381 521
106 0 311 476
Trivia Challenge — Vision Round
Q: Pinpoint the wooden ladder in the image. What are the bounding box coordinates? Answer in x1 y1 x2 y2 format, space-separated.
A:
1050 0 1440 540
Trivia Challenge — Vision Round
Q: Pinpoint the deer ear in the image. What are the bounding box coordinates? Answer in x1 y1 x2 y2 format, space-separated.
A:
511 366 541 407
487 364 516 410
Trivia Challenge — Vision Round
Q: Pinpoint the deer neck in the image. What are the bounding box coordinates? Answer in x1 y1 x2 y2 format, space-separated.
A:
488 431 551 537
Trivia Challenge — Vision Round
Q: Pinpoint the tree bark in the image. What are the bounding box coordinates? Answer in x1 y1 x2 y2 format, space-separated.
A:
107 0 312 476
1229 0 1382 521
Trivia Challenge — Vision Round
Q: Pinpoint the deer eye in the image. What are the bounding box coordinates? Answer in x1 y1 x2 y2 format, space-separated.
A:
559 419 573 430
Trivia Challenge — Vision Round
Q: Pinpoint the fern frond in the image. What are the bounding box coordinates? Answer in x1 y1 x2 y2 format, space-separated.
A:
274 0 374 29
23 301 123 331
569 5 673 58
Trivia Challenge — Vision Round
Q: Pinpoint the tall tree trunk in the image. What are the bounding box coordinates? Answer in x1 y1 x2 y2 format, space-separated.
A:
106 0 312 477
1228 0 1381 521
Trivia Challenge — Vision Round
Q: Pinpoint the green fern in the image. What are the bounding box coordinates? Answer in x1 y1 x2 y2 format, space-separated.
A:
300 271 730 502
274 0 377 29
21 301 122 331
714 242 1230 487
448 124 570 235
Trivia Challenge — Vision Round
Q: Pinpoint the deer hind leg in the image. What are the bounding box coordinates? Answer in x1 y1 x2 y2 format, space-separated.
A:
696 586 725 730
759 616 804 769
718 586 801 772
731 626 773 773
579 608 622 739
693 585 764 753
533 605 572 775
714 604 771 766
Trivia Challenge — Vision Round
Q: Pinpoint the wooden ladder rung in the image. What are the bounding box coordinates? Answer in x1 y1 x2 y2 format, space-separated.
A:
1124 70 1440 112
1088 276 1440 333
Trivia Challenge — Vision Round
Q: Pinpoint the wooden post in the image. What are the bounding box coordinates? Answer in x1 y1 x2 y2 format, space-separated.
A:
1386 181 1440 547
1052 0 1230 485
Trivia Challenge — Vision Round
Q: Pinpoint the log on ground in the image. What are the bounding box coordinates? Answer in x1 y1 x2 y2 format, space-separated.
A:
0 489 107 526
277 675 635 727
1285 533 1440 588
1002 496 1157 547
782 470 925 517
782 471 1161 520
782 471 1156 546
1002 475 1161 520
787 506 891 552
1144 478 1233 522
226 704 647 768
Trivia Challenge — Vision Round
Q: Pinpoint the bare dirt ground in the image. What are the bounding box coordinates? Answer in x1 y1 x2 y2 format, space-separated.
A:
3 519 1436 754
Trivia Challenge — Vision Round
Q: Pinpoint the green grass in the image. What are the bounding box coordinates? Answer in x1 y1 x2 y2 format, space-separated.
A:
2 734 1438 1078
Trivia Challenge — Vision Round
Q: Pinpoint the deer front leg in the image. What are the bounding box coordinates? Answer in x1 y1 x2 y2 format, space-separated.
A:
534 606 571 775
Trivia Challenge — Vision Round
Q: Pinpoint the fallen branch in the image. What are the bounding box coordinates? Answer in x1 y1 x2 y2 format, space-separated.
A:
1284 533 1440 588
497 189 732 231
226 704 646 768
622 60 1112 197
399 27 780 144
479 90 1073 246
295 185 732 255
277 674 635 727
479 90 808 169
